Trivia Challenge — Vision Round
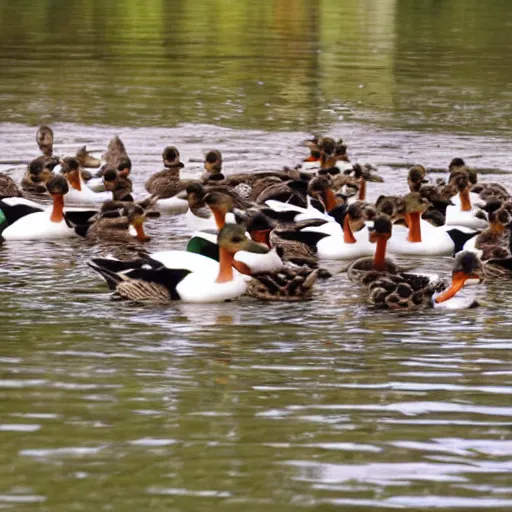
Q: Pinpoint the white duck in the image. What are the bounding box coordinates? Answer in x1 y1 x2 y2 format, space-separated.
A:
88 224 269 303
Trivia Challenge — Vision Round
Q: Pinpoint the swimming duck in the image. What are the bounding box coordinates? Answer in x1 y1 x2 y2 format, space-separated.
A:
102 167 134 202
36 125 54 157
61 157 113 205
306 203 375 260
187 192 284 274
347 215 399 282
388 193 456 256
200 149 225 182
21 156 60 194
88 223 269 303
0 173 23 199
445 173 488 229
361 251 484 310
2 175 92 240
96 135 130 177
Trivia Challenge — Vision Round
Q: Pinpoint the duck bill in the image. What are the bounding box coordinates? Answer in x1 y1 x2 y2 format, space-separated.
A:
406 212 422 243
434 271 473 304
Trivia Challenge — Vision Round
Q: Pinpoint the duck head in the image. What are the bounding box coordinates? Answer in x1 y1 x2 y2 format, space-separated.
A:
61 157 83 191
203 191 233 229
28 157 55 185
435 251 485 304
343 203 365 244
403 192 430 243
46 175 68 223
376 195 406 224
352 164 367 201
216 224 269 283
318 137 337 169
369 215 392 270
162 146 184 170
117 157 132 178
303 136 321 162
75 146 101 169
335 139 349 162
452 173 473 211
245 211 275 247
181 182 206 209
407 164 428 192
488 206 510 236
308 176 339 212
204 149 223 174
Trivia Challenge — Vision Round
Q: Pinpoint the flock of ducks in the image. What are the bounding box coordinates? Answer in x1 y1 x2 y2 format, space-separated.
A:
1 126 510 309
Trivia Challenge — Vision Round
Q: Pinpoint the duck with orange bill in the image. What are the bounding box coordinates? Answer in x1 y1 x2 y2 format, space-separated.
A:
1 175 96 241
61 157 112 205
360 251 484 310
88 224 269 303
445 172 488 230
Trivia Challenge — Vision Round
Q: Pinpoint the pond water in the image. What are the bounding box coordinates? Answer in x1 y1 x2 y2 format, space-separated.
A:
1 1 512 510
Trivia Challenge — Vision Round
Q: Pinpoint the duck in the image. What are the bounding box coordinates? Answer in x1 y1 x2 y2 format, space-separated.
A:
1 175 95 241
445 173 488 229
102 166 134 202
0 172 23 199
88 223 269 303
388 193 457 256
187 192 284 274
200 149 225 182
361 251 484 310
21 156 60 194
463 203 511 260
36 125 54 157
305 203 375 260
60 157 113 205
347 215 400 282
96 135 130 177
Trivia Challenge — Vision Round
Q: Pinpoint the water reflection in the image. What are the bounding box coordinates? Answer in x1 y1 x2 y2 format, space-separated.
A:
0 0 511 132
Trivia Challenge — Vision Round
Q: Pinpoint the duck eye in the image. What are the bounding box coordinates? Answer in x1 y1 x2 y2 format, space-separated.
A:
231 236 243 243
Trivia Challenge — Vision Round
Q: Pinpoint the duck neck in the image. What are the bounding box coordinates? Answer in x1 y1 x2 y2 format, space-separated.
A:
50 194 64 223
406 212 422 243
358 178 366 201
216 248 235 283
489 221 505 236
321 155 336 169
373 235 389 270
323 188 338 213
68 171 82 191
132 222 149 242
459 189 472 211
250 229 271 248
343 214 356 244
211 208 226 230
435 271 468 304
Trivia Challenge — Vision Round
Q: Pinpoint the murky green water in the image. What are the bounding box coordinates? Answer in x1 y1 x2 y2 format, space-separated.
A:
1 1 512 510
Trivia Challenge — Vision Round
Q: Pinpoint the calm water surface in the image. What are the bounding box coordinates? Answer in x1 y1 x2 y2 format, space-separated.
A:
1 1 512 510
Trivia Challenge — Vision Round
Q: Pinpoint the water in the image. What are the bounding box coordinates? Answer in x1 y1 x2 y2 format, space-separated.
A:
1 1 512 510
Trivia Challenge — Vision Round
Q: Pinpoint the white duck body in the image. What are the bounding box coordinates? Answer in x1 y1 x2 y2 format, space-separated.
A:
309 224 374 260
2 197 44 209
155 195 189 214
451 191 485 209
86 177 106 192
186 231 284 273
64 181 112 205
388 219 455 256
445 205 488 230
150 250 249 303
185 209 236 231
2 211 77 241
